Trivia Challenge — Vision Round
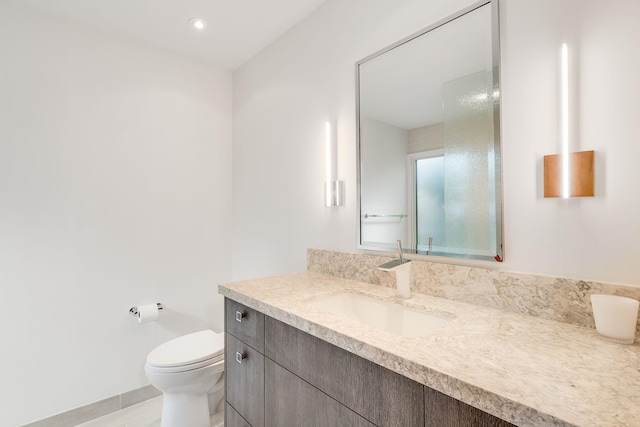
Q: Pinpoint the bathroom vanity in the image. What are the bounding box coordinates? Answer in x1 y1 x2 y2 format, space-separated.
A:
219 272 640 427
224 298 511 427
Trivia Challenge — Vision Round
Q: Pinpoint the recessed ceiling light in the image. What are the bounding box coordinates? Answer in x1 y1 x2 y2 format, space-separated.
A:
188 17 208 31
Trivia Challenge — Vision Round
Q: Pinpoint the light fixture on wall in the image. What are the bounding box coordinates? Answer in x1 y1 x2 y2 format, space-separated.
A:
544 43 594 198
324 121 344 207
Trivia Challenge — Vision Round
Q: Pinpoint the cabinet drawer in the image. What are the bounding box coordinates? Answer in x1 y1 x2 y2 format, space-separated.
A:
265 359 376 427
265 317 424 427
225 333 265 427
225 298 265 352
225 402 253 427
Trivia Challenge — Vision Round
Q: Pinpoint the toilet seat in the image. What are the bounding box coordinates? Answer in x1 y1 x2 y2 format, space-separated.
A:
146 330 224 373
146 354 224 374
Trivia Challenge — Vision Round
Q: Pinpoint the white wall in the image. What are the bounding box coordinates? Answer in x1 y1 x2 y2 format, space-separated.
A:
232 0 476 280
0 3 232 425
409 123 444 154
501 0 640 284
232 0 640 287
360 117 408 246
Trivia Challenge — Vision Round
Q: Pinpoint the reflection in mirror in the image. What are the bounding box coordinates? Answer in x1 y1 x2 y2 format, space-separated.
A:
357 0 502 262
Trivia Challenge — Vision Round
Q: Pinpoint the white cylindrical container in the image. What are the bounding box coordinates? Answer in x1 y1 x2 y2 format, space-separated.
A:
590 294 639 344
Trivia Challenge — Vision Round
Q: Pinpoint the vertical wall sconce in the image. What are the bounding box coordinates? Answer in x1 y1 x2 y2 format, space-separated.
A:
561 42 570 199
544 43 595 198
324 121 344 207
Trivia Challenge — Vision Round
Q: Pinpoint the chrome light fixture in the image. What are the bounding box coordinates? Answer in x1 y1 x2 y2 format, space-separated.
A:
324 121 344 207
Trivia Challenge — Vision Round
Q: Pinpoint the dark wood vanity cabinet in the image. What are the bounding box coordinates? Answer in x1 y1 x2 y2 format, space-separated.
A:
225 402 253 427
224 298 514 427
265 359 376 427
225 298 265 352
225 299 265 427
264 316 424 427
424 388 514 427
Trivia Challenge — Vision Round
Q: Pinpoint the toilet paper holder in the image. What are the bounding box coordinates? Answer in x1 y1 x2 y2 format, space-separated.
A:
129 303 164 316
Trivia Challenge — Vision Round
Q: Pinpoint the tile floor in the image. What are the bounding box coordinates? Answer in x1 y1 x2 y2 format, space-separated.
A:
73 396 224 427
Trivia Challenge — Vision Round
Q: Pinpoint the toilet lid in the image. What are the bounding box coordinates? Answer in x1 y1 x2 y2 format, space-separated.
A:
146 330 224 368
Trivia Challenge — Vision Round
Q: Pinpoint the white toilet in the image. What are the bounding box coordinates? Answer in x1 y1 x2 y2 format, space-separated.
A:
145 330 225 427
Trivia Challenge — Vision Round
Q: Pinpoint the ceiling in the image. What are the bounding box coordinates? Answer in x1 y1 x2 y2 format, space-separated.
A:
6 0 328 70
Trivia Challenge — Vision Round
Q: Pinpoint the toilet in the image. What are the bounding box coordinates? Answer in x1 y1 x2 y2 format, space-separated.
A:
145 330 225 427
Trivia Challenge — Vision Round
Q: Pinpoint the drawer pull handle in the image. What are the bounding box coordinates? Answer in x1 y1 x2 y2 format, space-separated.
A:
236 351 246 364
235 310 246 322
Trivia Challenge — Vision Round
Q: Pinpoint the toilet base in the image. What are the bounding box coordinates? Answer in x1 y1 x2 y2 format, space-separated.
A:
144 332 225 427
161 392 210 427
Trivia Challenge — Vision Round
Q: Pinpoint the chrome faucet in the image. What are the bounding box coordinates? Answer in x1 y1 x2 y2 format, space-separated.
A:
378 240 412 298
378 240 408 269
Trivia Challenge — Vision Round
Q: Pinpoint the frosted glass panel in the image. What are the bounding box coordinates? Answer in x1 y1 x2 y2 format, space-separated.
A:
443 70 496 255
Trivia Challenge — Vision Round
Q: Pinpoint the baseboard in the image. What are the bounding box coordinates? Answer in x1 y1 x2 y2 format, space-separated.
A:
121 384 163 410
22 385 162 427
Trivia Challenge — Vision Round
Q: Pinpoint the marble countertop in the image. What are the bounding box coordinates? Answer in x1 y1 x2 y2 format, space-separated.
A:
218 272 640 427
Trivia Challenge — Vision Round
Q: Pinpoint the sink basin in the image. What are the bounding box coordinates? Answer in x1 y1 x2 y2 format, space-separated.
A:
306 293 452 337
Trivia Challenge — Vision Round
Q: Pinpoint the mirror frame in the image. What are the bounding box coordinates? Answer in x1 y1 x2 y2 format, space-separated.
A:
356 0 503 262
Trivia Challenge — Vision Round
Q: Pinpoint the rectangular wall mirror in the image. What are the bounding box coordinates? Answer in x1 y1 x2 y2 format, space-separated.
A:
356 0 503 262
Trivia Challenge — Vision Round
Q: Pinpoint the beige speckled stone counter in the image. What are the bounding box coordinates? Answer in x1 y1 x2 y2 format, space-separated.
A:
219 272 640 427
